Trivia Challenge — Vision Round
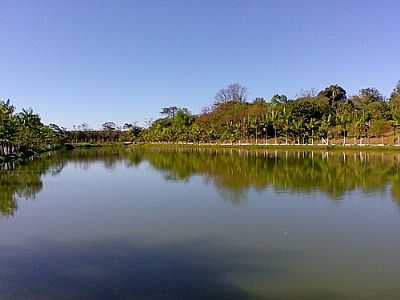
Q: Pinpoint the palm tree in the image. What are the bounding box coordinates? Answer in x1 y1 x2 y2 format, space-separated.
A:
292 117 305 144
336 111 352 145
233 123 241 143
319 85 347 105
355 109 371 144
270 110 280 144
391 109 400 145
249 117 259 144
240 117 250 143
279 108 292 144
307 118 319 145
261 115 272 144
319 114 332 145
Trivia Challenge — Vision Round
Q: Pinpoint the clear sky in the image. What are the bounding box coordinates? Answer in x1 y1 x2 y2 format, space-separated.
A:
1 0 399 129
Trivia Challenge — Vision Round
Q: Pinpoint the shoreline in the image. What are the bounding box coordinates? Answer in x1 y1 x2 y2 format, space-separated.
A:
69 142 400 151
0 145 64 166
3 142 400 166
134 142 400 152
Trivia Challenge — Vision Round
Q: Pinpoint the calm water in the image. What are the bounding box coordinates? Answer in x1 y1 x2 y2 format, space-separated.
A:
1 147 400 300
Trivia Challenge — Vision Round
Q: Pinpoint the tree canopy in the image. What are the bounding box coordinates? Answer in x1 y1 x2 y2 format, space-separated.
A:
2 81 400 155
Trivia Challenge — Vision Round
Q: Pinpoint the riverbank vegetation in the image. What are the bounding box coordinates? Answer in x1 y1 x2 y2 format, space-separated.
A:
66 81 400 146
0 100 64 162
141 82 400 145
2 81 400 162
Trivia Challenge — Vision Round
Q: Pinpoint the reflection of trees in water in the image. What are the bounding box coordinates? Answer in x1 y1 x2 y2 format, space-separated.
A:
143 147 400 204
2 147 400 216
217 188 249 205
0 155 64 216
0 148 145 217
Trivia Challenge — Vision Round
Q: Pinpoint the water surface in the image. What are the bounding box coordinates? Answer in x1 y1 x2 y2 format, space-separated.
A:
1 147 400 300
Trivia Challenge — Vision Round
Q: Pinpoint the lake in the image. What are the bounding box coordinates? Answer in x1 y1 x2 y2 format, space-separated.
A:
1 146 400 300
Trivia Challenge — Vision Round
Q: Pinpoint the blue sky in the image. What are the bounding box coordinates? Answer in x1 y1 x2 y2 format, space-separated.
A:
1 0 399 128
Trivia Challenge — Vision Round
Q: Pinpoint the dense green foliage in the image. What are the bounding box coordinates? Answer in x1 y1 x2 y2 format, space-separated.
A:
66 121 142 144
141 82 400 145
0 100 64 160
2 147 400 216
3 81 400 152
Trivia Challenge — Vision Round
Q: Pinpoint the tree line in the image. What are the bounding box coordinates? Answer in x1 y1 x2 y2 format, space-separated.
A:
0 100 64 160
2 80 400 157
141 81 400 145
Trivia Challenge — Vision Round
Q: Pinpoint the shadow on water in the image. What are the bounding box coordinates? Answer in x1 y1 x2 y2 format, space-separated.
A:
0 237 344 300
1 146 400 216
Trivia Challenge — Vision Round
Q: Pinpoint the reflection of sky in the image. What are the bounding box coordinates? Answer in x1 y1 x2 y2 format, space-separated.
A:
1 158 400 299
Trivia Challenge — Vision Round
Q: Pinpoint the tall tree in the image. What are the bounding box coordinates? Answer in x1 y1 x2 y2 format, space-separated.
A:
215 83 248 104
102 122 117 131
390 81 400 101
270 94 289 105
318 85 347 104
390 81 400 111
160 107 178 118
359 88 384 103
